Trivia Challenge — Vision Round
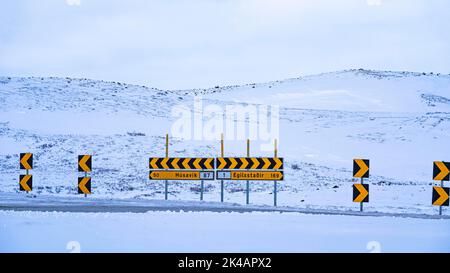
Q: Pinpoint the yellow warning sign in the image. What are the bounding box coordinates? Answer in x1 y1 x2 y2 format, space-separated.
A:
216 171 284 181
149 171 214 180
20 153 33 170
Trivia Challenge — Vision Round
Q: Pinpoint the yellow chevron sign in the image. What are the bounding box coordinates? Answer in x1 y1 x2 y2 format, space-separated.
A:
216 158 283 170
20 153 33 170
353 184 369 203
433 161 450 181
78 177 91 194
432 186 449 206
19 175 32 192
149 158 214 170
216 171 284 181
149 171 214 180
353 159 369 178
78 155 92 172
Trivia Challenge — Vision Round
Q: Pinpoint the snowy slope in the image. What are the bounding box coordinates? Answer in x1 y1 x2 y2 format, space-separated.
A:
0 70 449 215
201 69 450 112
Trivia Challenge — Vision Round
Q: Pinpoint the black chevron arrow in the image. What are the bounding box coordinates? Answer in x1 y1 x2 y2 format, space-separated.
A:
199 158 206 169
224 158 232 169
188 159 195 169
167 158 175 169
235 158 242 169
156 158 164 169
258 158 265 169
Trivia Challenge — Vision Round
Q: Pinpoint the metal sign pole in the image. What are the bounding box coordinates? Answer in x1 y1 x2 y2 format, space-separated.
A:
26 169 29 194
221 180 224 202
440 180 444 216
200 180 204 201
164 180 168 200
84 171 87 198
246 139 250 205
360 177 363 212
165 133 169 200
440 161 444 215
274 181 277 207
274 139 277 207
221 133 224 202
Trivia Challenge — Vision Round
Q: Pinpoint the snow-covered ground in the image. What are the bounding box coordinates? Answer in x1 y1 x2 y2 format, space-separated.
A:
1 70 449 215
1 210 449 253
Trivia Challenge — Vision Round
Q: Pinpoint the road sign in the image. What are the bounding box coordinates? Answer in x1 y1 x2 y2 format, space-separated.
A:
353 184 369 203
78 177 91 194
353 159 369 178
432 186 449 206
149 158 215 170
433 161 450 181
149 171 215 180
20 153 33 170
78 155 92 172
19 175 32 192
216 171 284 181
216 157 283 170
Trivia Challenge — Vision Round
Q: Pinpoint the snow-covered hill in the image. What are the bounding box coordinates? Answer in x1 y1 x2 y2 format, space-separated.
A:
0 69 449 215
196 69 450 112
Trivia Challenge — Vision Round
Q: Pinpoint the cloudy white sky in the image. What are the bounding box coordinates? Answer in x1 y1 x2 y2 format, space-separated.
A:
0 0 449 89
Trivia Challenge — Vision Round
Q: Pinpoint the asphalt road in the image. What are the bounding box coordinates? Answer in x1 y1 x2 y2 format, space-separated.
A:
0 192 448 219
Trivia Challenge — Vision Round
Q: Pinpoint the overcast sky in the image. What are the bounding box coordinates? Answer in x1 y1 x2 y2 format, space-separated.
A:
0 0 449 89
